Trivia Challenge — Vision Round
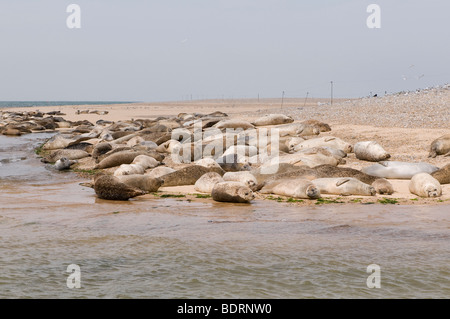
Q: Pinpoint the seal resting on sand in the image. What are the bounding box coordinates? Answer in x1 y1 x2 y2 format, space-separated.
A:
354 141 390 162
160 165 225 186
312 177 376 196
211 181 255 203
194 172 224 193
431 163 450 184
409 173 442 198
94 175 146 201
362 161 439 179
260 179 320 199
252 114 294 126
223 171 258 191
115 175 163 192
429 134 450 158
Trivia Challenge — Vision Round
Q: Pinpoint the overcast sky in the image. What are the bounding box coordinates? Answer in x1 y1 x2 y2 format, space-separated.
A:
0 0 449 101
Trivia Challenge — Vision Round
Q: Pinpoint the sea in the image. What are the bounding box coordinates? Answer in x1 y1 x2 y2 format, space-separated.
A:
0 133 449 299
0 101 135 109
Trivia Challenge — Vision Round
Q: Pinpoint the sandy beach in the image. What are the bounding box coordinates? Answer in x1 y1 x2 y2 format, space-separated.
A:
2 86 449 206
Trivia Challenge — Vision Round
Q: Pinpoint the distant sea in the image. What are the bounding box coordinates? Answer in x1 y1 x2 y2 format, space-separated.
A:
0 101 136 108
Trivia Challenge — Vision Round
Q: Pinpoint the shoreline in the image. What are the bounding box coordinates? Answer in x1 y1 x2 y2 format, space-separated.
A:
2 87 449 207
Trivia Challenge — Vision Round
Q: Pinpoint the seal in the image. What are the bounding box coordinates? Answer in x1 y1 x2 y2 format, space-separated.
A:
252 114 294 126
431 163 450 184
194 172 224 193
115 175 163 192
313 164 394 195
260 179 320 199
131 155 159 169
354 141 390 162
95 150 163 169
275 123 320 137
409 173 442 198
223 171 258 191
146 166 176 179
42 149 90 163
214 120 255 130
216 154 251 172
160 165 225 186
211 181 255 203
92 142 113 163
195 157 222 169
94 175 146 201
114 163 146 176
362 161 440 179
292 136 353 153
429 134 450 158
54 157 77 171
301 119 332 132
312 177 376 196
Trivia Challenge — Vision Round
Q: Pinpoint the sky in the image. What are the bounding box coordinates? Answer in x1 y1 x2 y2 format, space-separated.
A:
0 0 449 101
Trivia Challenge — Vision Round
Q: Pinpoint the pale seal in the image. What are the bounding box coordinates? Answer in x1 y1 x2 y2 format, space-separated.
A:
94 175 146 201
429 134 450 158
252 114 294 126
292 136 353 153
211 181 255 203
312 177 376 196
362 161 440 179
259 179 320 199
222 171 258 191
354 141 390 162
214 120 255 130
42 149 90 163
409 173 442 198
194 172 224 193
113 163 146 176
131 155 159 169
431 163 450 184
54 157 77 171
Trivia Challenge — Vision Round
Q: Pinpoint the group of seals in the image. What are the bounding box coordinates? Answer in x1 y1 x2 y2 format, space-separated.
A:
14 106 446 203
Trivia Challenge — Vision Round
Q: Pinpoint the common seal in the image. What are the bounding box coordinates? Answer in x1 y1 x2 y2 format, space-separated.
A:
354 141 390 162
194 172 224 193
292 136 353 153
275 123 320 137
145 166 176 179
362 161 440 179
216 154 251 172
429 134 450 158
409 173 442 198
92 142 113 162
160 165 225 186
431 163 450 184
195 157 222 169
115 175 163 192
131 155 159 169
312 177 376 196
214 120 255 130
114 163 146 176
211 182 255 203
260 179 320 199
223 171 258 191
42 149 90 163
95 151 162 169
54 157 77 171
94 175 146 201
252 114 294 126
301 119 332 132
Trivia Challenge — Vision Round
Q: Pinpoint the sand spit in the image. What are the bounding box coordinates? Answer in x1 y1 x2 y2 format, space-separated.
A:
1 85 449 206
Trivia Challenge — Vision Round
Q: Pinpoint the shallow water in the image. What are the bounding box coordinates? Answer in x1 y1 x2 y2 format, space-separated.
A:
0 134 449 299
